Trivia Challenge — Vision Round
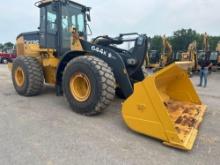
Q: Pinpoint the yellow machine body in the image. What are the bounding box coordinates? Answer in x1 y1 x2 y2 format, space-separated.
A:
122 63 206 150
14 35 60 85
13 28 85 85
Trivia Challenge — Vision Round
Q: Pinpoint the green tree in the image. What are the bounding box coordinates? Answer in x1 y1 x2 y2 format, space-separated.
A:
169 29 200 52
209 36 220 51
0 43 3 52
3 42 14 53
150 29 220 53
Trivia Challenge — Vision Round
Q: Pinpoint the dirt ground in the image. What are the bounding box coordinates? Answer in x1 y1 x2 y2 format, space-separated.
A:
0 64 219 165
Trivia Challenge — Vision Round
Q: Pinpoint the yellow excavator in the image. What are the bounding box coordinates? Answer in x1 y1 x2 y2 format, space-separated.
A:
146 35 173 70
204 32 209 52
176 41 198 74
160 35 173 67
197 33 209 69
9 0 206 150
145 50 161 69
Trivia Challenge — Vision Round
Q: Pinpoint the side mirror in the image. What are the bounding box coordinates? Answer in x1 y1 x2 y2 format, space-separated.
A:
87 24 92 36
86 14 91 22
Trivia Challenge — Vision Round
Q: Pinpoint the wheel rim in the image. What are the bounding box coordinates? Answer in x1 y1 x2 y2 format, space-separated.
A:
15 67 25 87
69 73 91 102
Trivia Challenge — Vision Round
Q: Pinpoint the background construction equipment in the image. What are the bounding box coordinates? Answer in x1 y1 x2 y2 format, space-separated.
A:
146 35 173 71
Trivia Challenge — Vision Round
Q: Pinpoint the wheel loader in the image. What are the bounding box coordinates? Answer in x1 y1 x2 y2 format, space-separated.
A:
9 0 207 150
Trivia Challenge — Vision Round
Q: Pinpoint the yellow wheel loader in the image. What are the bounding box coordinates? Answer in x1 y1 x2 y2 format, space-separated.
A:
9 0 206 150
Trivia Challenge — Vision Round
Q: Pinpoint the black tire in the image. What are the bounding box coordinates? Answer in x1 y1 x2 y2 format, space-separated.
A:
12 56 44 96
62 56 116 116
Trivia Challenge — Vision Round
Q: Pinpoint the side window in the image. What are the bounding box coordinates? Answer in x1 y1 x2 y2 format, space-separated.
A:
71 14 84 33
47 11 57 33
77 14 84 32
62 16 69 32
71 15 76 28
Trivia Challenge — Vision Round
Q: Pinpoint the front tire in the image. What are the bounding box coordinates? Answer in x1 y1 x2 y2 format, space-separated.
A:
62 56 116 116
12 56 44 96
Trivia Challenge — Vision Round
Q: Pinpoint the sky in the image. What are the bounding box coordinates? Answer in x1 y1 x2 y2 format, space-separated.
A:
0 0 219 43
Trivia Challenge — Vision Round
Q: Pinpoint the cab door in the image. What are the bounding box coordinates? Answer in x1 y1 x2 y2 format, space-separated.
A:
39 4 58 49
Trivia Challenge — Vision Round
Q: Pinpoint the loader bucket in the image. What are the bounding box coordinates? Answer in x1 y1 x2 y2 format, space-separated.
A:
122 63 206 150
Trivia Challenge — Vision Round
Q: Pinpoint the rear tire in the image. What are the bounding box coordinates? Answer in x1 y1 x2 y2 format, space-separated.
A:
63 56 116 116
12 56 44 96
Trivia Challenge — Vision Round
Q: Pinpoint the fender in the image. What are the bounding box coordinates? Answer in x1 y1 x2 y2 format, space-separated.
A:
56 50 87 95
80 40 134 98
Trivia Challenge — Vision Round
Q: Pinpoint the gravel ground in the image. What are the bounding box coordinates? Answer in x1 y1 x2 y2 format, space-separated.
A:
0 64 219 165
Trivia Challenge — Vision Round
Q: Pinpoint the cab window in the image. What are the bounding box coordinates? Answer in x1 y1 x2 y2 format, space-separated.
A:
62 16 69 31
77 14 84 32
47 6 57 33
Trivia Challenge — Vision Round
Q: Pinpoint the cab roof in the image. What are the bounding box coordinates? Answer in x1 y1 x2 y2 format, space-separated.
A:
35 0 89 10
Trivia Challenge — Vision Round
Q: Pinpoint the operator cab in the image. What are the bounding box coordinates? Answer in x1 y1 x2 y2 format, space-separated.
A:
149 50 160 63
36 0 91 56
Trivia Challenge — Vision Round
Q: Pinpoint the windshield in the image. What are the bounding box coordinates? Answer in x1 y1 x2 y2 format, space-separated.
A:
62 4 86 35
149 51 160 63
